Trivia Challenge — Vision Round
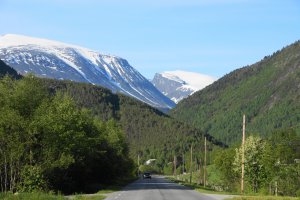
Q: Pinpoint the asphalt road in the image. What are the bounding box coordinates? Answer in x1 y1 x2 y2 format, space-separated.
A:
105 175 233 200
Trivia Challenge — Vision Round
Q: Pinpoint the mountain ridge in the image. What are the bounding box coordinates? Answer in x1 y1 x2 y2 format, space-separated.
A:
171 40 300 145
0 34 175 110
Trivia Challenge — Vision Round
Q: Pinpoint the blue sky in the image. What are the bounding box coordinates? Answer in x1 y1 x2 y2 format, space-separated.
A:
1 0 300 78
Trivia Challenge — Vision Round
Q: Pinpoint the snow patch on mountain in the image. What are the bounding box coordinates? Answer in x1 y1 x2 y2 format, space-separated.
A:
152 70 216 103
0 34 175 110
161 70 216 92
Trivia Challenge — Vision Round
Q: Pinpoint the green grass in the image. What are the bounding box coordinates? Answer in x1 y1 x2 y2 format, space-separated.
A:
226 196 300 200
96 177 137 195
67 177 138 200
0 177 136 200
96 188 120 194
0 192 66 200
167 176 237 195
73 194 105 200
168 176 299 200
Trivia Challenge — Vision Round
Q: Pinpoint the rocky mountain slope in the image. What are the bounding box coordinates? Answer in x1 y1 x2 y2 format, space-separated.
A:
0 34 175 110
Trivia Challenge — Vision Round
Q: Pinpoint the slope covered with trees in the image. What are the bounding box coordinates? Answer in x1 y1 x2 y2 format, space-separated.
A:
0 75 134 194
0 59 22 79
37 78 224 171
171 41 300 145
213 128 300 196
0 59 225 195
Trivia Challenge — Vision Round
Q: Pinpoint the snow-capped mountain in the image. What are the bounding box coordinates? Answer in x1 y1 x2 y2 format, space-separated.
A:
152 70 216 103
0 34 175 110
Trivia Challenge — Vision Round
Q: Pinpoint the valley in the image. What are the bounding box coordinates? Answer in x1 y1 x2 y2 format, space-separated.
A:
0 38 299 198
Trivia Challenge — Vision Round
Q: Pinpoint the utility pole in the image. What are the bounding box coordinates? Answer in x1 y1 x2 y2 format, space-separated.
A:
198 158 202 185
182 152 185 174
204 136 207 187
241 114 246 194
174 155 177 176
275 181 278 196
189 145 193 184
138 153 140 177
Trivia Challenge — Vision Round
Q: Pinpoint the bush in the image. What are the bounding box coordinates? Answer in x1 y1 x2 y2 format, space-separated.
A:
18 165 47 192
296 189 300 197
163 164 173 175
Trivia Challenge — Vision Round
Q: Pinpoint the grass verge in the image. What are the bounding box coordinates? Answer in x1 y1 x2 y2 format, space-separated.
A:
167 176 237 195
96 177 138 195
73 195 105 200
167 177 299 200
0 192 66 200
68 177 138 199
226 196 300 200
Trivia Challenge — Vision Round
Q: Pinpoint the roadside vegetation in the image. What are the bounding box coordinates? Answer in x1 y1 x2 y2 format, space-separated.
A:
165 130 300 198
73 195 105 200
167 177 236 195
226 196 299 200
0 75 135 195
0 192 66 200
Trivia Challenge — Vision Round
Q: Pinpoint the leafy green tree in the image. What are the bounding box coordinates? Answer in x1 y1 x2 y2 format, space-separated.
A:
0 76 135 194
18 165 46 192
265 129 300 196
233 136 267 193
214 148 238 191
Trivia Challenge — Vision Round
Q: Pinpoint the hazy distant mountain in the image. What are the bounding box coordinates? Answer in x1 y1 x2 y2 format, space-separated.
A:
0 34 175 110
171 41 300 145
152 70 216 103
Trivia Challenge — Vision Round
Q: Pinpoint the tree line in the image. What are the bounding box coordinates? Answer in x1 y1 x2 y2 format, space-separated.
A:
35 77 225 175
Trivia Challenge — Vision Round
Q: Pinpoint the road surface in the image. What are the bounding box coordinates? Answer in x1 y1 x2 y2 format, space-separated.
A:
105 175 234 200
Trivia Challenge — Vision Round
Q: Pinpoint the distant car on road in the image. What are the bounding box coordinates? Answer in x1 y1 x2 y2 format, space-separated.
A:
143 172 151 179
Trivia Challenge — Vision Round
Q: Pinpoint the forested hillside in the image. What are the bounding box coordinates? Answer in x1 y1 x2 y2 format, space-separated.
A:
0 75 134 194
171 40 300 145
37 78 225 168
0 59 22 79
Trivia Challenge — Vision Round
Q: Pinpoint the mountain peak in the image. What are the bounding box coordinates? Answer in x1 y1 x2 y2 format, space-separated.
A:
152 70 216 103
161 70 216 91
0 34 69 48
0 34 175 110
0 34 121 60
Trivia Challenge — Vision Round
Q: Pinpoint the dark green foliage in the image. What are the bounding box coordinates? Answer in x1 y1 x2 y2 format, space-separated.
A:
0 74 223 194
36 78 225 172
18 165 47 192
0 76 134 194
171 40 300 145
213 129 300 196
214 148 238 191
0 59 22 79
